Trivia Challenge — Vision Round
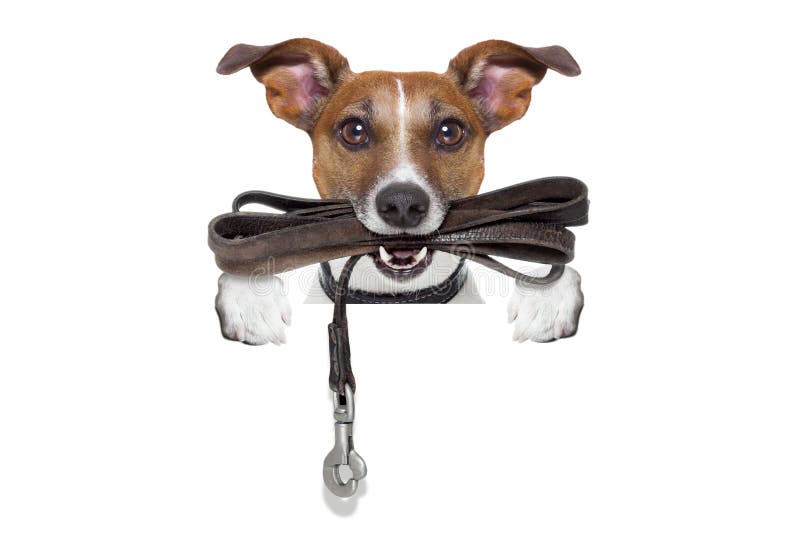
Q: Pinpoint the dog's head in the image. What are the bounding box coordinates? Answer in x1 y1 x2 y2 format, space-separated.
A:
218 38 579 276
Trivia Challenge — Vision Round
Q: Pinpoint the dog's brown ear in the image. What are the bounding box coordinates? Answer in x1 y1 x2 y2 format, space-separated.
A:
445 40 580 132
217 38 352 131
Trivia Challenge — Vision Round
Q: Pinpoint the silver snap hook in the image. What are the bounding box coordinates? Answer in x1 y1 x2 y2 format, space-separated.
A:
323 384 367 497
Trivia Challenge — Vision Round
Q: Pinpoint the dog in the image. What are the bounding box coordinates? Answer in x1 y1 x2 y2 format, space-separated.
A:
214 38 584 345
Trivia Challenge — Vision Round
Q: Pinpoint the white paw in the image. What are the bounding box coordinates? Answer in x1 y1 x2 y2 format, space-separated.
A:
215 273 292 345
507 266 584 343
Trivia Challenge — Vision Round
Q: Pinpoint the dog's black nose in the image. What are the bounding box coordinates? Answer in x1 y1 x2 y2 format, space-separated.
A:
375 183 430 228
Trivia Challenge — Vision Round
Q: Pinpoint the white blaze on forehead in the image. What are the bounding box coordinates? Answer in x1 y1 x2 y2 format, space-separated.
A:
395 78 408 162
350 77 447 236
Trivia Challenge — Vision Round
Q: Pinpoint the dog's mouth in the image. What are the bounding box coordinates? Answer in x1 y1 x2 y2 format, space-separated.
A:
371 246 433 279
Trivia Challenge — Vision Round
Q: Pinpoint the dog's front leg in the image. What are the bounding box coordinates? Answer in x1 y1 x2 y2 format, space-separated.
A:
215 273 292 345
507 265 584 342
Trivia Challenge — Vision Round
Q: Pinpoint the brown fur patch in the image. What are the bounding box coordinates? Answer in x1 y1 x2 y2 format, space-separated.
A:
311 71 486 201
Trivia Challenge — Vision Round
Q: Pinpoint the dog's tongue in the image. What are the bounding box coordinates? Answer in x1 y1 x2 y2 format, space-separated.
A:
386 248 419 259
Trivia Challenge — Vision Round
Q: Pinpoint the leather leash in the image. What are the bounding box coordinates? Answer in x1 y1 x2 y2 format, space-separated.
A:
208 176 589 497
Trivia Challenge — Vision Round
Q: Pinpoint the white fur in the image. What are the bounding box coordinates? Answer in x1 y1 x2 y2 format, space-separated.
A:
215 273 291 345
507 265 584 342
395 78 407 162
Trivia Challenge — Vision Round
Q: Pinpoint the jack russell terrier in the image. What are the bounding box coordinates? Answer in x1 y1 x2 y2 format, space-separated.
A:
214 38 584 345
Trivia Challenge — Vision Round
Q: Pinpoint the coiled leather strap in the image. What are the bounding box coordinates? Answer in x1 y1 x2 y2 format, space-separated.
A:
208 176 589 393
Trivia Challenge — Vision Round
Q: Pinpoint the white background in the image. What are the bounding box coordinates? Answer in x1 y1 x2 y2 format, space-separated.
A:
1 1 798 532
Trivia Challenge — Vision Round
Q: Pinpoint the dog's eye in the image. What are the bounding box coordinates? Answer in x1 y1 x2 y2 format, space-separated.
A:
435 120 465 147
340 119 369 146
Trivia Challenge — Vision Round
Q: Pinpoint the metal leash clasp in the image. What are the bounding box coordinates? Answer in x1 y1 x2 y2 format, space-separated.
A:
323 384 367 497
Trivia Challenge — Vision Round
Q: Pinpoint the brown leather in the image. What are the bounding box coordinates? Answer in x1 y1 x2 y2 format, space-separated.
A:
208 176 588 284
208 176 589 394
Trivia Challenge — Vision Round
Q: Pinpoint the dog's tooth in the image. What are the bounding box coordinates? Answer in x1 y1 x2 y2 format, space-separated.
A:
412 247 428 263
379 246 393 263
